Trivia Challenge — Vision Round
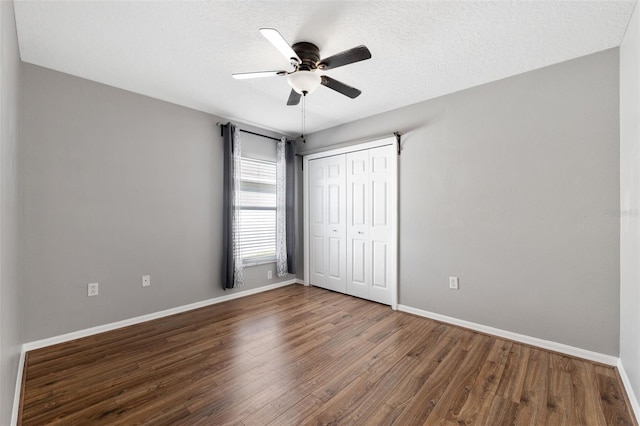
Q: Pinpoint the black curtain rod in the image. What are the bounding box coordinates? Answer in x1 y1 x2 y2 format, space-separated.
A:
217 123 289 143
240 128 282 142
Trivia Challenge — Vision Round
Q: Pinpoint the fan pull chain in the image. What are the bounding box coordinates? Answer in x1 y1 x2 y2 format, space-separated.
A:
301 94 306 143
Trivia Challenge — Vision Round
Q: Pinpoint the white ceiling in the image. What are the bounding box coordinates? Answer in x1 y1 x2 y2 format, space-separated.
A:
14 0 636 135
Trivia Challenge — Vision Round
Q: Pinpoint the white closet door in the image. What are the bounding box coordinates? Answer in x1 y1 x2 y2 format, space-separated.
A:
309 155 347 293
368 145 396 305
346 150 370 299
305 138 397 308
309 159 327 288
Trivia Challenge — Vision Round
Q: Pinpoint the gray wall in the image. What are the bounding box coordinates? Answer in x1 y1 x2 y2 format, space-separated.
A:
0 1 22 423
303 49 620 355
20 64 293 342
620 2 640 410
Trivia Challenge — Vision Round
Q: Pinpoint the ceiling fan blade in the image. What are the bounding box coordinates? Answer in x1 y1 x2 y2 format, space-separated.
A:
321 76 362 99
287 89 301 106
318 45 371 71
232 70 287 80
259 28 301 63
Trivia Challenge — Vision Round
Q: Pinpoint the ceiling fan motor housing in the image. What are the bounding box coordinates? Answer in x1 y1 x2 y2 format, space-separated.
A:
292 42 320 71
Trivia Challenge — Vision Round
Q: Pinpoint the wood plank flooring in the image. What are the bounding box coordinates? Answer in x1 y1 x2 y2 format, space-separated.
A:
19 285 637 425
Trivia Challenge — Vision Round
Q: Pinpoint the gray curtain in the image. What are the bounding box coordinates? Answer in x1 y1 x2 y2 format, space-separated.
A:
285 141 296 274
222 123 244 289
276 137 288 277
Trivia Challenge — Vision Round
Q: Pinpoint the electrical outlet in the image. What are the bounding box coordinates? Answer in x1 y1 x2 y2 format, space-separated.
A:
88 282 99 297
449 277 459 290
142 275 151 287
267 270 273 280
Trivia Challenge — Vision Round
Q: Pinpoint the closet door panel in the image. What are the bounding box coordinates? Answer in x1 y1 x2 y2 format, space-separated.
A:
372 241 388 288
368 145 394 305
328 184 341 224
324 155 347 293
309 158 327 288
372 181 388 227
311 236 325 277
329 237 342 278
351 239 366 284
352 182 366 226
346 150 370 299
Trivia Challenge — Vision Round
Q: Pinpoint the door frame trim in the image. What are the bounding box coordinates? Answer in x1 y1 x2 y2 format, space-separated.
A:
303 136 398 309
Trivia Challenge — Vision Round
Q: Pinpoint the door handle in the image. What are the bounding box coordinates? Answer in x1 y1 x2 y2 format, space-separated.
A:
357 231 364 235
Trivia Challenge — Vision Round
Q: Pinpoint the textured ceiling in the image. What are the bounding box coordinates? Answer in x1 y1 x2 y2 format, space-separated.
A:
14 0 636 135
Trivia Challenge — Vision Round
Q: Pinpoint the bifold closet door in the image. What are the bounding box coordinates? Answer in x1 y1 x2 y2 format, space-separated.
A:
346 150 370 300
346 145 395 305
367 145 395 305
308 155 347 293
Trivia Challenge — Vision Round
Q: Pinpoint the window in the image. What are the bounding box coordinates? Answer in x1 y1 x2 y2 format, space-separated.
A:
236 157 276 265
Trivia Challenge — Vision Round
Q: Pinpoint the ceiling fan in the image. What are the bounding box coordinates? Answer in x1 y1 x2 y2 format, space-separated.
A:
232 28 372 106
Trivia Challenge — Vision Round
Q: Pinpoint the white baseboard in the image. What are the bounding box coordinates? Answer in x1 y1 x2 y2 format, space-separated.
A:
397 304 619 366
10 349 26 426
23 279 299 352
618 358 640 422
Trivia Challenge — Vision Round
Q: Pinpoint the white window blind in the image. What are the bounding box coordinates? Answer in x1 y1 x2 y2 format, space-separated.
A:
236 157 276 265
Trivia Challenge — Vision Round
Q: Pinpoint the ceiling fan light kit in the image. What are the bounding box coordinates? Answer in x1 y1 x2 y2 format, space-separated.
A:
288 71 321 95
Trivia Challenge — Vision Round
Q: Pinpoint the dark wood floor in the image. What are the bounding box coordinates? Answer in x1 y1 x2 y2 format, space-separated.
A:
19 285 637 425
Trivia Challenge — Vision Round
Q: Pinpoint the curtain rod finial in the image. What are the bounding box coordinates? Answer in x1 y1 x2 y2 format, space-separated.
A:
394 131 402 155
